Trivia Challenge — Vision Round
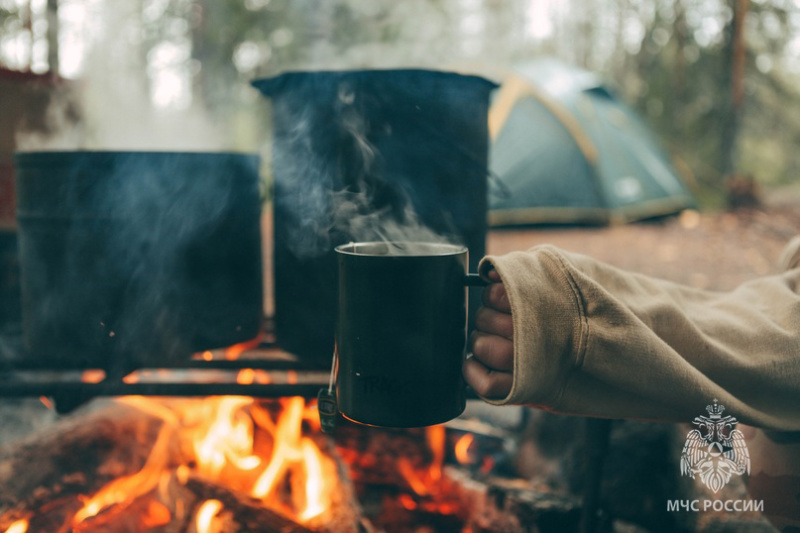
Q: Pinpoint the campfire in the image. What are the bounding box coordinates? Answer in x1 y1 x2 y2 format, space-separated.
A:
0 348 582 533
61 393 347 532
0 338 561 533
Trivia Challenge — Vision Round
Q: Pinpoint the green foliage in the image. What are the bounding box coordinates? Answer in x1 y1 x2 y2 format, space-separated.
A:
608 0 800 204
3 0 798 202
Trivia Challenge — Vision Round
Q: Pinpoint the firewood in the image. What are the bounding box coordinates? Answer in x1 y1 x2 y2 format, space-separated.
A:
0 400 176 531
307 432 372 533
0 399 369 532
442 467 581 533
182 476 314 533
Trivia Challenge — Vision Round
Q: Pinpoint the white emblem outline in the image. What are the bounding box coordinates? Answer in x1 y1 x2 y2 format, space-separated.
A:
680 399 750 494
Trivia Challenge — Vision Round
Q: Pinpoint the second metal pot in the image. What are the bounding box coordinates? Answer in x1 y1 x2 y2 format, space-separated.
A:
15 151 264 370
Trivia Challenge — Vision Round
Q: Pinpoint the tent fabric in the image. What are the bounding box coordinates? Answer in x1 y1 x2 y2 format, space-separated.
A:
488 60 696 226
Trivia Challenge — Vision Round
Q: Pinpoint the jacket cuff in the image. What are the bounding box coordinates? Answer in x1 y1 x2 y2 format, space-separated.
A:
476 246 587 406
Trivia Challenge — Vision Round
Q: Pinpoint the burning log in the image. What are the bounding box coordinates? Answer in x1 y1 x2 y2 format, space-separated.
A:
0 397 366 532
181 476 314 533
0 401 175 531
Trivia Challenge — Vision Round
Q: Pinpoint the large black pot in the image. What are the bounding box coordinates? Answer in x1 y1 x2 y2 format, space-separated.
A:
253 69 497 366
15 151 263 370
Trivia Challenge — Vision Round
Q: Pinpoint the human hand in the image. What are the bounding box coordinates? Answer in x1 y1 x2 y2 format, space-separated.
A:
463 269 514 399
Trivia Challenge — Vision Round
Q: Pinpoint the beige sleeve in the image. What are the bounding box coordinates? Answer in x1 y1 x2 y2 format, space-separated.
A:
477 243 800 431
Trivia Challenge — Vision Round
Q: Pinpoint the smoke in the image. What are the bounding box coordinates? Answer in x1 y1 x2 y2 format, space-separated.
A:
15 0 228 152
10 3 270 366
16 152 262 367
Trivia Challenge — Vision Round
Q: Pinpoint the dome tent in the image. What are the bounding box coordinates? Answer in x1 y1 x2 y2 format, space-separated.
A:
488 59 696 226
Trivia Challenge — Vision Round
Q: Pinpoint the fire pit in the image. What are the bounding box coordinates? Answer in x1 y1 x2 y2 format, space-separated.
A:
0 379 583 532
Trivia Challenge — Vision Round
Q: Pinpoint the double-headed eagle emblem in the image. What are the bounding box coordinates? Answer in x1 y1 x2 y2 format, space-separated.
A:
680 399 750 493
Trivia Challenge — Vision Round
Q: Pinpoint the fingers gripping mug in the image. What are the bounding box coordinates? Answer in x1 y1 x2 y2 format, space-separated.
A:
334 242 485 428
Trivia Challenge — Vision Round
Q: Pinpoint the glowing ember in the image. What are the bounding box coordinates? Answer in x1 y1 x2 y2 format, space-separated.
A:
80 369 105 383
236 368 256 384
195 499 223 533
3 518 28 533
38 396 53 410
399 494 417 510
454 433 475 465
253 369 271 384
235 368 271 385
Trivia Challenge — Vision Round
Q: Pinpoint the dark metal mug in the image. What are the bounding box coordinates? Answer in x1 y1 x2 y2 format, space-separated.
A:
335 242 485 428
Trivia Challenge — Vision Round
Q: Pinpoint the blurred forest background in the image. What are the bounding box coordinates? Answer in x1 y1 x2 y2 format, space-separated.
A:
1 0 800 207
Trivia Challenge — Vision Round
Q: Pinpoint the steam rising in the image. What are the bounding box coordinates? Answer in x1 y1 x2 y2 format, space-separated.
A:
271 76 456 260
331 189 450 250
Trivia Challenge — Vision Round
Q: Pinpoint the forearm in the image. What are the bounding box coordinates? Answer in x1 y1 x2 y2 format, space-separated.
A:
478 245 800 431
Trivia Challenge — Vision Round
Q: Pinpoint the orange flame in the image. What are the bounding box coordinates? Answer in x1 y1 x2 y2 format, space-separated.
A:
192 396 261 477
3 518 28 533
72 398 178 524
454 434 475 465
297 438 329 521
195 499 223 533
397 425 454 499
251 397 305 499
142 500 171 528
427 425 446 483
250 397 334 522
302 400 321 432
398 457 430 496
67 386 336 528
224 334 263 360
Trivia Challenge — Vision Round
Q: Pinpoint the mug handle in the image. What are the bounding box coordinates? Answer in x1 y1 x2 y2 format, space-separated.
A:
464 273 489 287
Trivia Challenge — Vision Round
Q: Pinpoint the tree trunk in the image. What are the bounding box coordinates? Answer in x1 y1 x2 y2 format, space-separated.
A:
46 0 59 76
720 0 750 179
